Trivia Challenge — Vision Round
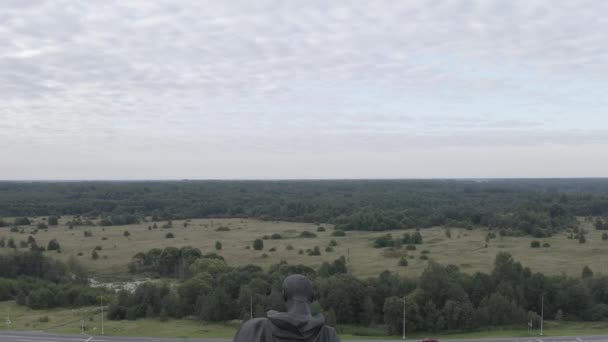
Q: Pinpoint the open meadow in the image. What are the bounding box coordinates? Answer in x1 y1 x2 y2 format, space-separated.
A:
1 216 607 278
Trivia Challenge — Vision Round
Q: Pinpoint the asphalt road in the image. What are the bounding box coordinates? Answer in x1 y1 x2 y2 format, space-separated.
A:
1 331 608 342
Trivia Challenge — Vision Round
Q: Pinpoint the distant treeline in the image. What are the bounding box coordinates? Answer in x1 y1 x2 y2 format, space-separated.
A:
2 179 608 235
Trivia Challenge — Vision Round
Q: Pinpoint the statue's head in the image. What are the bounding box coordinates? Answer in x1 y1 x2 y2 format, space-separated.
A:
282 274 314 303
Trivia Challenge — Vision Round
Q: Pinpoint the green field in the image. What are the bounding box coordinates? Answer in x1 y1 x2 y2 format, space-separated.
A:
1 217 607 278
2 301 608 340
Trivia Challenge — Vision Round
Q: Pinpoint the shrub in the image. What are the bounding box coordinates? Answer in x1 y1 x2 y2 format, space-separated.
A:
420 255 429 260
298 249 304 255
123 230 131 237
14 217 31 226
101 237 108 240
19 240 28 248
602 233 608 241
215 226 230 232
37 222 48 229
317 226 326 232
299 231 317 238
542 242 551 248
47 239 61 251
331 230 346 237
530 241 541 248
91 250 99 260
77 252 83 256
0 237 4 248
94 245 102 251
215 241 222 250
329 239 338 247
261 253 268 258
84 231 93 237
253 239 264 250
286 244 294 250
579 234 586 244
270 233 282 240
374 234 394 248
10 227 19 233
269 247 276 252
325 246 334 252
398 257 408 267
405 244 416 251
165 232 174 239
307 246 321 256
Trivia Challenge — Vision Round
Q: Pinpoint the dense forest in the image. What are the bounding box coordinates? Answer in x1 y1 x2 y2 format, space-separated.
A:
2 179 608 236
2 249 608 334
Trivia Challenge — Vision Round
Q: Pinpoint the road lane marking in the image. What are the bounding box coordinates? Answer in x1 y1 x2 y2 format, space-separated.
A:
17 340 58 342
577 338 584 342
84 337 93 342
4 337 84 341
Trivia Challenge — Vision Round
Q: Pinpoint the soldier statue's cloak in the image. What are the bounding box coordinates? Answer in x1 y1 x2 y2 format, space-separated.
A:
233 310 340 342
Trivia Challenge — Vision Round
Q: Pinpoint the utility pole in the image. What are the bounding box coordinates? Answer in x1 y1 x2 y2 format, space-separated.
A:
540 294 544 336
100 296 104 336
402 296 406 340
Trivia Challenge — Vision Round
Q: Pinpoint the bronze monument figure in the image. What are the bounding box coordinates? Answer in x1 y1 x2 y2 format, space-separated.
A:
233 274 340 342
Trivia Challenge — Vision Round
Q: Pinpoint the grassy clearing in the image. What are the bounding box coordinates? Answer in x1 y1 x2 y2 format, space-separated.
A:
1 217 607 278
3 301 608 339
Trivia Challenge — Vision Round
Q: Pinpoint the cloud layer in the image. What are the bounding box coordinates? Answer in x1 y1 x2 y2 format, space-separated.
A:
1 0 607 178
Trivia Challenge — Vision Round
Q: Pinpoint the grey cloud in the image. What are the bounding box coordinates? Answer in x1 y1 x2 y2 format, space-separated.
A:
1 0 607 178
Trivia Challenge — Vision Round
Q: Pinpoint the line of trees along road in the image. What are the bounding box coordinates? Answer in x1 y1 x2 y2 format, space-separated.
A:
1 250 608 333
2 179 608 236
115 247 608 333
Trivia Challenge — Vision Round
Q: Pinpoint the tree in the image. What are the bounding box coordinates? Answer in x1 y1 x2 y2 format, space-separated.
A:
7 238 16 249
165 232 174 239
582 265 594 279
398 257 408 267
92 250 99 260
215 241 222 250
48 216 59 226
123 230 131 237
253 239 264 250
530 241 541 248
579 234 587 244
602 233 608 241
47 239 61 251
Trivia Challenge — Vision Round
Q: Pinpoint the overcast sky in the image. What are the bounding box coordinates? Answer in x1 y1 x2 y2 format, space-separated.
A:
1 1 607 179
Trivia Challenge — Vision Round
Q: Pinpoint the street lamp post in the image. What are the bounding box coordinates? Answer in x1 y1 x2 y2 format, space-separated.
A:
402 296 406 340
100 296 105 336
540 294 544 336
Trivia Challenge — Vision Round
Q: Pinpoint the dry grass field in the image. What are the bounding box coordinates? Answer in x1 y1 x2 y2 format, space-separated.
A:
1 217 607 278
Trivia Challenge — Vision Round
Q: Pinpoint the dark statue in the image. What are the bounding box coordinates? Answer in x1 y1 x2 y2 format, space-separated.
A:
233 274 340 342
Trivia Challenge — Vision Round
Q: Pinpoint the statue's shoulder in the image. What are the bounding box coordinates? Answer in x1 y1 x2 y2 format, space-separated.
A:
321 325 340 342
233 318 272 342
